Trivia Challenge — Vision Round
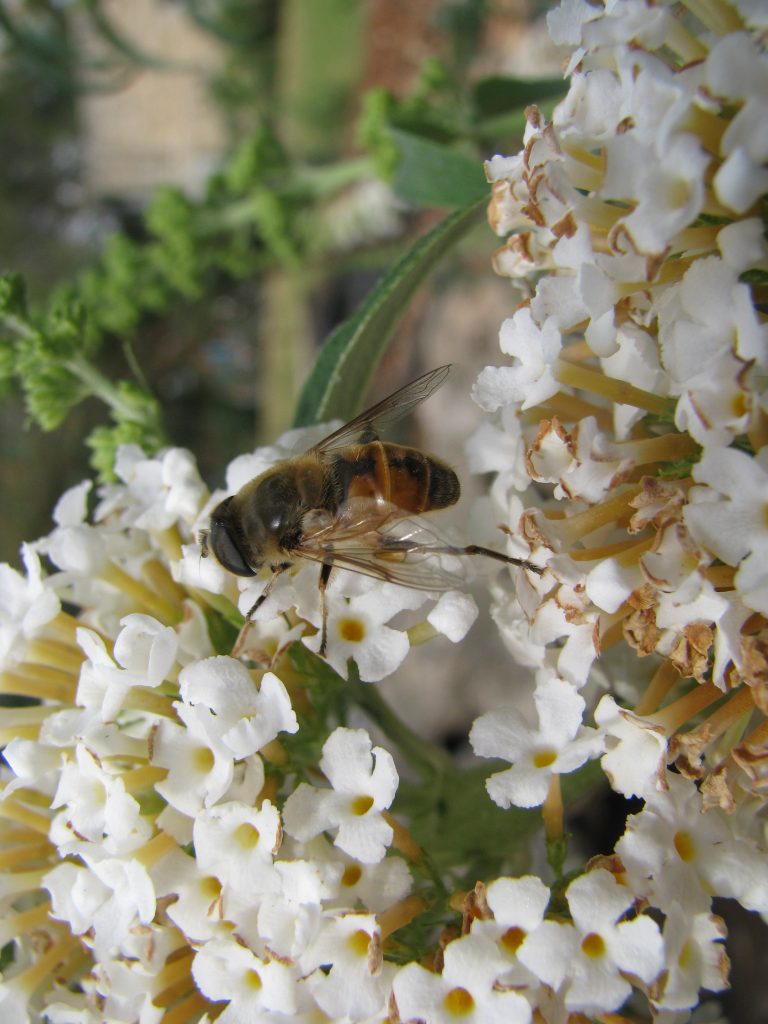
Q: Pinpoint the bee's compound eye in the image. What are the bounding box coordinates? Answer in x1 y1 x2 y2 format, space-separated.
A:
209 521 256 577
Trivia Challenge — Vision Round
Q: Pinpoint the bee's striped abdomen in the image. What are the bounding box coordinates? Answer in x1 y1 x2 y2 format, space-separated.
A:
331 442 459 514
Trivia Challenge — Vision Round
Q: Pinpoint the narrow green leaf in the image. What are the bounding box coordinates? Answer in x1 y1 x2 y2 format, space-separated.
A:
293 196 487 427
472 74 566 117
390 129 488 208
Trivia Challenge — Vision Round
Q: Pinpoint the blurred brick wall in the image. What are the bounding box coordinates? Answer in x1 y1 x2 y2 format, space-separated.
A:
78 0 225 196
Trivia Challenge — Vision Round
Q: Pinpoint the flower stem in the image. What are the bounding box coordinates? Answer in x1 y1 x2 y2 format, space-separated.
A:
652 682 723 734
100 562 182 623
348 674 455 780
542 774 564 841
543 485 642 546
0 900 51 946
378 894 428 940
0 797 51 835
0 668 75 703
554 360 672 416
635 660 680 716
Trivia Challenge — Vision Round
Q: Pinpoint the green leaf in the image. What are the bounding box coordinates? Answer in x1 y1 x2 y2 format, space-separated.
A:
396 764 539 882
472 74 567 118
390 129 488 208
293 196 487 427
0 272 27 319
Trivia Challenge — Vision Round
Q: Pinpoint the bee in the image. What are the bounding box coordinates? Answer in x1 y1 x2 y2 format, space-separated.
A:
202 365 542 654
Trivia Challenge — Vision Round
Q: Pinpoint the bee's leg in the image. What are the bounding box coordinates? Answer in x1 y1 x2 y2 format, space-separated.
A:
232 563 291 657
395 538 543 576
318 562 334 656
462 544 544 575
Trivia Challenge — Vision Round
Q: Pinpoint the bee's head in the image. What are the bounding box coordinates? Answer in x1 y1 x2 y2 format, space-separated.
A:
206 496 259 577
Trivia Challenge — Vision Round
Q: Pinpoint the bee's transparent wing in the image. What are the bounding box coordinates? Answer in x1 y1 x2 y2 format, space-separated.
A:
295 500 466 591
310 365 450 454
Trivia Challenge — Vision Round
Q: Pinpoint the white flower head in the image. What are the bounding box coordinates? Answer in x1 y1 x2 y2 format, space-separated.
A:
595 694 668 799
302 585 414 682
282 727 398 864
470 674 604 808
393 931 532 1024
520 869 664 1014
193 799 282 895
0 543 60 669
192 937 298 1020
179 657 298 758
473 309 562 413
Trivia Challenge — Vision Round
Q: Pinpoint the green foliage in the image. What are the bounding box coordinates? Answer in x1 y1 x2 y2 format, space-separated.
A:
293 197 487 428
359 59 565 208
390 129 488 208
1 2 566 487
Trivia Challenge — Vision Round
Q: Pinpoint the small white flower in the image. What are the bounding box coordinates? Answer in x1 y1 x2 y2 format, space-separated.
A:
303 586 413 683
179 658 298 758
45 855 157 961
38 480 109 574
684 446 768 616
163 857 230 943
150 701 238 817
50 744 151 854
302 913 391 1020
0 543 60 669
595 694 667 799
192 937 299 1020
519 869 664 1014
282 727 398 864
75 616 175 722
393 931 532 1024
473 309 562 413
193 800 281 895
470 674 603 808
251 856 338 962
617 771 768 917
653 905 730 1011
471 875 551 986
104 445 208 530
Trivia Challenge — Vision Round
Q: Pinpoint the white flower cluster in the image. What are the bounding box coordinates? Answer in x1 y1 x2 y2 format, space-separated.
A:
1 438 462 1023
462 0 768 1015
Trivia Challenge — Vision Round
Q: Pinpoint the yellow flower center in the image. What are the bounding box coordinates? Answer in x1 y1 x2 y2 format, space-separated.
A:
731 391 748 418
350 794 374 816
501 925 526 954
245 968 262 991
200 876 221 899
581 932 606 958
234 823 260 849
347 929 371 957
678 939 693 969
342 864 363 887
673 830 696 862
532 749 557 768
443 987 475 1016
338 617 365 643
665 176 691 210
193 746 215 773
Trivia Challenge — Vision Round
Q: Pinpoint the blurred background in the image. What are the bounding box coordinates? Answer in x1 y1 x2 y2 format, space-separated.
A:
0 0 562 563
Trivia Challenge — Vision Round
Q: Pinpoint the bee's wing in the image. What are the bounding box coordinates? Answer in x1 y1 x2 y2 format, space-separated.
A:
295 500 466 591
310 365 451 454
